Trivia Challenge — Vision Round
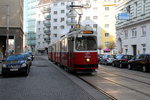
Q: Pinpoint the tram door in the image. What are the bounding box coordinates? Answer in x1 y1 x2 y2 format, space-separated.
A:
68 37 74 67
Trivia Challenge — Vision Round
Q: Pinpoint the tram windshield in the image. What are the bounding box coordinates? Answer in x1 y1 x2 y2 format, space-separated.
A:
75 36 97 51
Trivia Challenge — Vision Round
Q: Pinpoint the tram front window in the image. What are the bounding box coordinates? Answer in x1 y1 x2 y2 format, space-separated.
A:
76 36 97 51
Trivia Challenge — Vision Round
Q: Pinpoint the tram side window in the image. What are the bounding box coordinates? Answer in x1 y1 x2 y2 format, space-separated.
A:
68 37 74 52
62 39 67 52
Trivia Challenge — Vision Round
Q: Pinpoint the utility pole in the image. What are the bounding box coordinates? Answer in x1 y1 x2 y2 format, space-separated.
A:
6 5 10 56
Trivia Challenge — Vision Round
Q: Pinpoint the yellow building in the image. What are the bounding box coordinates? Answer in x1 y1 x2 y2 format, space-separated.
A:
99 0 118 54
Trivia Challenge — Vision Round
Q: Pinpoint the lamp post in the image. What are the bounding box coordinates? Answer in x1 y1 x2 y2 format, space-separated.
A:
0 5 9 56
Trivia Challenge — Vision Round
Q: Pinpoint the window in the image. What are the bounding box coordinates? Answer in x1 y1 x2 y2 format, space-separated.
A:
105 33 109 37
105 7 109 11
54 3 57 6
54 11 57 14
105 24 109 28
60 25 65 29
93 0 98 3
142 0 146 14
104 15 109 18
54 19 57 22
85 16 90 20
124 30 128 39
61 2 65 6
38 28 40 31
134 2 137 17
93 7 98 11
93 24 97 28
53 34 57 37
93 16 98 20
61 10 65 13
53 26 57 30
38 21 40 24
60 18 65 22
132 28 137 37
141 44 146 54
105 42 110 47
126 5 130 14
141 26 146 36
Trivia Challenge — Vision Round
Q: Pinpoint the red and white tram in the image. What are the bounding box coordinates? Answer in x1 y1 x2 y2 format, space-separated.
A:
48 27 98 73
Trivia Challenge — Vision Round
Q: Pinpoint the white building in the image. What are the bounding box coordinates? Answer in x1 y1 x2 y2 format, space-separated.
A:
35 0 79 52
80 0 118 54
116 0 150 55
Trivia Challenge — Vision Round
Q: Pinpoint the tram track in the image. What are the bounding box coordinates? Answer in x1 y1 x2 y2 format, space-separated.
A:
101 69 150 86
76 75 118 100
96 74 150 98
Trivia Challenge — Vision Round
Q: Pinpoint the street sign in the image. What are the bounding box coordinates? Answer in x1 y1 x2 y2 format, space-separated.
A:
118 13 130 20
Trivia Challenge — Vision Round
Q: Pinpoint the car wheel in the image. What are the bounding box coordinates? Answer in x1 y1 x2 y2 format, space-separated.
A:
24 68 29 76
128 64 132 70
104 62 107 65
119 63 123 68
142 66 147 72
112 63 115 67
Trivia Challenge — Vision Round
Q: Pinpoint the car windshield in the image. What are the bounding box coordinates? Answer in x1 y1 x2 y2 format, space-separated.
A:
116 55 123 59
6 55 26 61
75 36 97 51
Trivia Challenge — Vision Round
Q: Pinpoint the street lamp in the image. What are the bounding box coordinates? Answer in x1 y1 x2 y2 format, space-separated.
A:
0 5 10 56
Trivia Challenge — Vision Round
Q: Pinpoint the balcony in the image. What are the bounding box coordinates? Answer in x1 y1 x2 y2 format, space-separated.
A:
42 7 51 13
44 37 51 43
66 20 77 25
44 21 51 27
44 15 51 20
44 30 51 35
67 12 77 18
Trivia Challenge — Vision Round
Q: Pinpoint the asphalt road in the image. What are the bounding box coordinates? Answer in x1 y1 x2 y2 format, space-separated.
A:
0 56 110 100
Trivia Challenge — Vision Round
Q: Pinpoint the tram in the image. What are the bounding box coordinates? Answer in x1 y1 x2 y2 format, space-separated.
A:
48 26 98 73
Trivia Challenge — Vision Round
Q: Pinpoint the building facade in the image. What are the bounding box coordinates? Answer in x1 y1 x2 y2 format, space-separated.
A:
35 0 119 54
80 0 118 54
0 0 24 56
35 0 78 53
116 0 150 55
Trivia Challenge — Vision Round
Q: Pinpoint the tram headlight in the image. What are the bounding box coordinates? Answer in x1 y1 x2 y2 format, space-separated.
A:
86 58 90 63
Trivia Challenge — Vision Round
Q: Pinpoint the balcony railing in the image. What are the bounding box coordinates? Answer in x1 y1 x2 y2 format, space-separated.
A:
66 20 77 25
44 22 51 27
44 30 51 35
42 7 51 13
67 12 77 18
45 15 51 20
44 37 51 42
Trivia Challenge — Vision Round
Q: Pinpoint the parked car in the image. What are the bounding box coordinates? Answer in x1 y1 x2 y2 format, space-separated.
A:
0 52 3 63
1 53 31 76
112 54 133 68
25 51 34 61
98 54 103 63
100 54 116 65
128 54 150 72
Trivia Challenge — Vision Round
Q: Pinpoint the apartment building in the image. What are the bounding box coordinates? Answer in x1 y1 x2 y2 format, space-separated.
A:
0 0 24 56
116 0 150 55
80 0 118 54
35 0 78 52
